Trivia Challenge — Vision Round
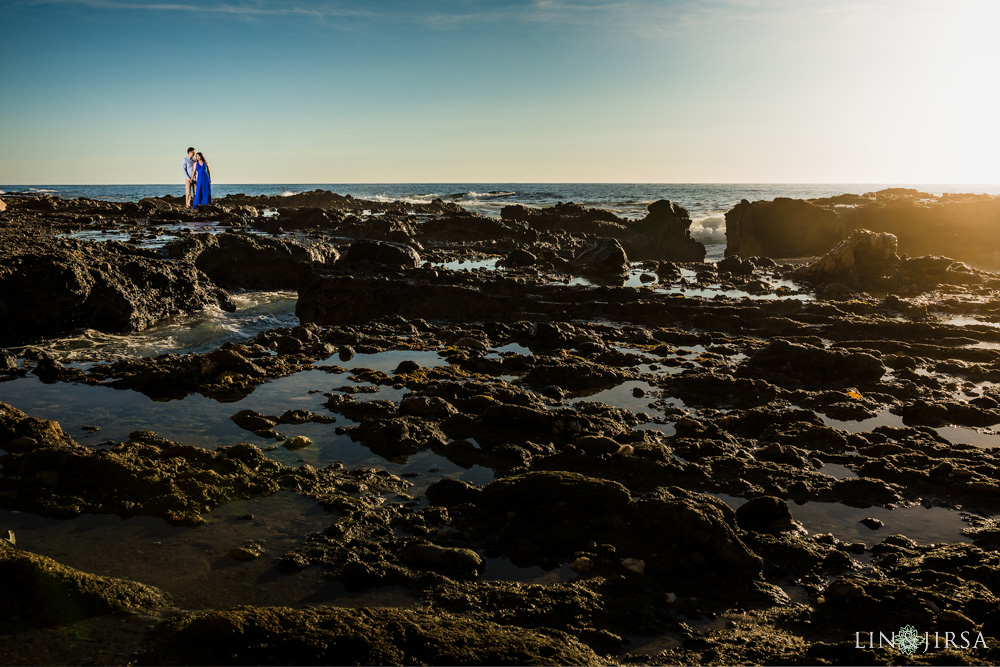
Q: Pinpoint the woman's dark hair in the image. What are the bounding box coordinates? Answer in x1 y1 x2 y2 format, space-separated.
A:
195 152 205 161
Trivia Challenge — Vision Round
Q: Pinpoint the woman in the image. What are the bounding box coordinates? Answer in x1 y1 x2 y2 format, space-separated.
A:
192 152 213 210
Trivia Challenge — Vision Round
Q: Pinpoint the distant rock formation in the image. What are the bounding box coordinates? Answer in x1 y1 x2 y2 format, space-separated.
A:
725 189 1000 269
724 197 843 259
628 200 706 262
501 199 705 263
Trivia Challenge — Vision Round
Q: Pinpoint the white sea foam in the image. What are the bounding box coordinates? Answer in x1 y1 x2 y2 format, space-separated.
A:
689 213 727 244
466 191 516 199
370 193 444 206
280 190 296 197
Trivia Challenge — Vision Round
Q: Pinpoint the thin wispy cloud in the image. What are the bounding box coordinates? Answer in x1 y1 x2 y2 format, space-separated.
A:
19 0 375 20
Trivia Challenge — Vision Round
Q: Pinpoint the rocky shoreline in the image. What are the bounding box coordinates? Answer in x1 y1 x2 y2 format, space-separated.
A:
1 189 999 665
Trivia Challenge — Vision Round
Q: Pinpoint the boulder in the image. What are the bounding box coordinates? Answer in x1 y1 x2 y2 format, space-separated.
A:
735 495 801 534
740 339 885 388
571 239 630 280
426 478 482 507
626 199 706 262
399 540 484 579
0 235 233 347
843 194 1000 267
724 190 1000 269
165 232 338 290
273 207 342 230
339 239 420 270
0 197 6 212
725 197 844 259
503 248 538 267
793 229 900 285
473 471 632 561
347 416 449 460
627 486 764 577
0 348 16 373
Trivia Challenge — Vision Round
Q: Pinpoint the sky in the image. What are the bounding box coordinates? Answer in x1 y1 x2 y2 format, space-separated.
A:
2 0 999 184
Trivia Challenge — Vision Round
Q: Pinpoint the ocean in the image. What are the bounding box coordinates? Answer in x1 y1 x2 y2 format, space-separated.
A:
5 182 1000 248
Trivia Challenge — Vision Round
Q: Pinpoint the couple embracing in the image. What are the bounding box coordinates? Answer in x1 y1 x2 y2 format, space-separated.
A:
183 147 213 210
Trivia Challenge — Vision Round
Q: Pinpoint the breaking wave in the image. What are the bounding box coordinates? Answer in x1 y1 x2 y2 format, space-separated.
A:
689 213 727 244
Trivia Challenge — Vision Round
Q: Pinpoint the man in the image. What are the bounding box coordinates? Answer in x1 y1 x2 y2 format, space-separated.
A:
183 147 196 209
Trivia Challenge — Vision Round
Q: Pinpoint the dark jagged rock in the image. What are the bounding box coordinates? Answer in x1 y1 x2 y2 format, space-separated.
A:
471 472 763 581
571 238 630 280
735 496 800 534
339 239 421 270
472 471 632 563
725 197 843 259
793 229 900 285
740 339 885 388
0 234 233 346
626 199 706 262
164 231 339 289
426 478 482 507
500 200 705 264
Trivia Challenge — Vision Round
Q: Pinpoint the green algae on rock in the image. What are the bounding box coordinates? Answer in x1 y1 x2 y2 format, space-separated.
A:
0 541 169 625
138 605 607 666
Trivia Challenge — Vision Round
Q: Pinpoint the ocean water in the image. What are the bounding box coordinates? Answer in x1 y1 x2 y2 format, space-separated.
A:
5 182 1000 247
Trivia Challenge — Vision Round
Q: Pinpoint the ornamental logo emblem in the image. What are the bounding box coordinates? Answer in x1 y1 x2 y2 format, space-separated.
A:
896 625 922 655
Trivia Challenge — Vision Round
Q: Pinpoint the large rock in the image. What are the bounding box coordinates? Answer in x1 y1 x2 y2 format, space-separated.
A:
471 472 763 581
740 339 886 388
725 190 1000 268
0 235 232 346
571 239 630 280
0 419 287 523
725 197 843 259
793 229 900 285
627 486 763 577
339 239 421 270
165 232 338 290
626 199 706 262
501 200 705 263
139 606 606 666
473 471 632 561
843 193 1000 267
296 271 522 325
0 197 6 212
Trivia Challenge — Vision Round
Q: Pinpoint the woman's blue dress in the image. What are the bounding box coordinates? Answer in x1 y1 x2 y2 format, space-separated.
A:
193 162 212 209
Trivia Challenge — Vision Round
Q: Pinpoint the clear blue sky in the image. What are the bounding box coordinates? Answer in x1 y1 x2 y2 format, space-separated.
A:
2 0 999 184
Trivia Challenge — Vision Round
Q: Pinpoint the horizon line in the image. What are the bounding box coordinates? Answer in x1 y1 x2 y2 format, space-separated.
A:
5 181 1000 187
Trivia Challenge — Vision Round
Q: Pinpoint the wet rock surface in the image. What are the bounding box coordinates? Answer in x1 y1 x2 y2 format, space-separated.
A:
1 191 1000 664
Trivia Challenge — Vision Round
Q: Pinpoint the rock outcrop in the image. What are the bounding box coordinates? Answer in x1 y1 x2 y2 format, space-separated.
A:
500 200 705 264
164 231 338 290
793 229 900 284
725 197 843 259
626 199 706 262
0 234 232 346
0 541 169 625
725 189 1000 268
139 606 606 666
